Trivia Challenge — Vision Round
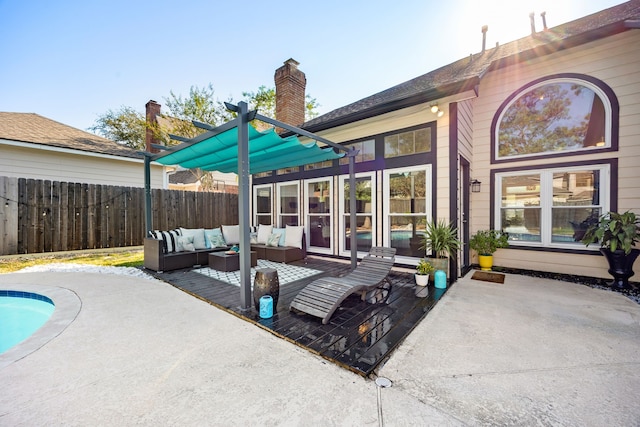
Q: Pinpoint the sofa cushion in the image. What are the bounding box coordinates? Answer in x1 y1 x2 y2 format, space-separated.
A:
222 225 240 245
149 229 181 253
205 228 227 248
272 227 286 246
285 225 304 249
179 228 207 250
267 233 281 247
176 235 196 252
257 224 273 244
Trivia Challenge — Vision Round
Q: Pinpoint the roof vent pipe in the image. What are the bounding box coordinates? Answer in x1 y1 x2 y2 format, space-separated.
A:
541 11 548 30
529 12 536 34
481 25 488 52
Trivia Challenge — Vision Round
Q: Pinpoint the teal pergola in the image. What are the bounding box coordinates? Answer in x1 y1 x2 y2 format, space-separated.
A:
143 102 359 310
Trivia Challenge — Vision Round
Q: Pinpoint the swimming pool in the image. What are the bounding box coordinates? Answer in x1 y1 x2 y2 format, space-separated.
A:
0 291 55 354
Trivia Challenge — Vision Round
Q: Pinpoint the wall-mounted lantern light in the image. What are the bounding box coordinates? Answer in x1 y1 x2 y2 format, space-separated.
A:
471 179 481 193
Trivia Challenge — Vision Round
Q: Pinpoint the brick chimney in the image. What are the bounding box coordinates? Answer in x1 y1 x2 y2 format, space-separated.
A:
275 58 306 129
145 100 161 153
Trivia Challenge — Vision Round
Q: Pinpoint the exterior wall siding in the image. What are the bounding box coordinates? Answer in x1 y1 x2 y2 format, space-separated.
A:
0 144 166 188
472 29 640 278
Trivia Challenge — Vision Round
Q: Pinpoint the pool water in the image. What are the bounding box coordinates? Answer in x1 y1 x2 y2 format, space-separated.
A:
0 292 55 354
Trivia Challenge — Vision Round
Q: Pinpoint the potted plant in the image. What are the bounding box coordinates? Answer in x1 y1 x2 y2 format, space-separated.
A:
582 210 640 289
415 258 435 287
420 219 462 279
469 229 509 271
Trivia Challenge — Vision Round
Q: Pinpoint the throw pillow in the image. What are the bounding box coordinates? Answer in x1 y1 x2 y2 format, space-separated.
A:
272 227 286 246
266 233 281 247
221 225 240 245
179 228 207 250
205 228 227 248
257 224 273 244
176 235 195 252
250 232 258 244
151 229 181 253
285 225 304 249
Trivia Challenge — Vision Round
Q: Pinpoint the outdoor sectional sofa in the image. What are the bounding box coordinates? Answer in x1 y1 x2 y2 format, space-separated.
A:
143 225 306 272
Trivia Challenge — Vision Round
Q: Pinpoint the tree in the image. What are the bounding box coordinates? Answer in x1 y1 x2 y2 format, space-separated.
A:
89 106 148 150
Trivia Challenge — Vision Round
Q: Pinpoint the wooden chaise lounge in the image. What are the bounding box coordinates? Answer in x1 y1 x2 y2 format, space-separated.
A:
289 247 396 324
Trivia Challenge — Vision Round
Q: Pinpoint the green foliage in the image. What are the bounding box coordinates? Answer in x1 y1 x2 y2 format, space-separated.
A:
582 211 640 255
420 219 461 259
498 83 590 157
469 229 509 255
89 106 148 150
415 258 435 275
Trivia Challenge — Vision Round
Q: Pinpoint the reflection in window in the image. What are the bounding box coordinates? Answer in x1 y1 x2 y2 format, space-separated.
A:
304 159 334 171
384 128 431 158
339 140 375 165
388 170 428 256
497 80 608 159
344 177 373 252
278 183 299 226
307 180 331 249
496 166 607 247
255 186 272 225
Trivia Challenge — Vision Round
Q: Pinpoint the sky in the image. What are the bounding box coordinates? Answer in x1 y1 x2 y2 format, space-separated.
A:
0 0 626 133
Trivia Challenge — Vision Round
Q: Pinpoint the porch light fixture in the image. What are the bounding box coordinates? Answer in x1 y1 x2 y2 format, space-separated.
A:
471 179 481 193
430 104 444 118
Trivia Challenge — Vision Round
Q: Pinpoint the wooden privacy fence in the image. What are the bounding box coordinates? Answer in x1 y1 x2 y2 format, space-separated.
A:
0 176 238 255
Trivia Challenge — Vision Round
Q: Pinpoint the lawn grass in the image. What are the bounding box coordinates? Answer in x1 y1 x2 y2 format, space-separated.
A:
0 250 144 274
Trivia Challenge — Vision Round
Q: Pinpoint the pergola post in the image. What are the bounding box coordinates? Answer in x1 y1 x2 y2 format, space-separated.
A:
349 153 357 269
236 102 252 310
144 154 152 235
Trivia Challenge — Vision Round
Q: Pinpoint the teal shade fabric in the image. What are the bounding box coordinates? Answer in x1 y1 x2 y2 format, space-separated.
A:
153 124 344 173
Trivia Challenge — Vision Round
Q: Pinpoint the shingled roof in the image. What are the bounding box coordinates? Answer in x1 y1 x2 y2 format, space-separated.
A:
0 112 143 159
304 0 640 132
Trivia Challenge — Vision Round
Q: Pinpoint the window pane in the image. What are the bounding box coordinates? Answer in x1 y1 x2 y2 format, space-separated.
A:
309 215 330 248
256 187 271 214
501 175 540 207
552 170 599 206
552 207 601 243
498 81 607 158
502 208 541 242
344 215 372 252
389 215 425 257
280 184 298 214
384 128 432 158
344 178 372 214
340 140 375 165
308 181 330 213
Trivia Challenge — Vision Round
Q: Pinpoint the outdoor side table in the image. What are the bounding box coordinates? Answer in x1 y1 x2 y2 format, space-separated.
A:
209 251 257 272
253 268 279 311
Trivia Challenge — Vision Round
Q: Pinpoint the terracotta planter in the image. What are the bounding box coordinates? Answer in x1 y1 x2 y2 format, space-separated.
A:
478 255 493 271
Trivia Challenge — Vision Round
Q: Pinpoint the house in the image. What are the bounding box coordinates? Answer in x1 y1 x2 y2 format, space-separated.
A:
250 1 640 281
0 112 167 188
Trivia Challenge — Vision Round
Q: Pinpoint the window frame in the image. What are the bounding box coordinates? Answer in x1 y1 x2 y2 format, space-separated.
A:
493 162 612 251
491 73 619 164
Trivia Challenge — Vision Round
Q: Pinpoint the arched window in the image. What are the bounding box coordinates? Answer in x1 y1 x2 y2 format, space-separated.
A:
493 75 617 161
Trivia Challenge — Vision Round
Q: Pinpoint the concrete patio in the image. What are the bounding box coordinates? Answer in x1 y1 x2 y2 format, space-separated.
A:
1 269 639 425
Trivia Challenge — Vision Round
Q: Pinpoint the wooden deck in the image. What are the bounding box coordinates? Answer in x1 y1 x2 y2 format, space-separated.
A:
147 256 448 377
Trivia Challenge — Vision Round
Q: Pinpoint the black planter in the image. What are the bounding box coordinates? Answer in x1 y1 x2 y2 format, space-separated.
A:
600 248 640 289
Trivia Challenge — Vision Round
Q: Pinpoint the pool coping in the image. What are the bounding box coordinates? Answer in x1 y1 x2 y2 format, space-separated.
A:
0 284 81 370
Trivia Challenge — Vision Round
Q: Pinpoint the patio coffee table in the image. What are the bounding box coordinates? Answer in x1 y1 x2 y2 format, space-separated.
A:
209 251 257 272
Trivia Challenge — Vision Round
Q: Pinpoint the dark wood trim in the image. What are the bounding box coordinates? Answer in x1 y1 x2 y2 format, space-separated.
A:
448 102 459 283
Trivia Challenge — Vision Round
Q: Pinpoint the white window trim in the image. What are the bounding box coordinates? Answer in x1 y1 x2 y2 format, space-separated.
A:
304 177 333 255
494 164 610 250
253 183 273 226
276 181 299 227
383 165 432 265
495 77 613 161
338 171 376 258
